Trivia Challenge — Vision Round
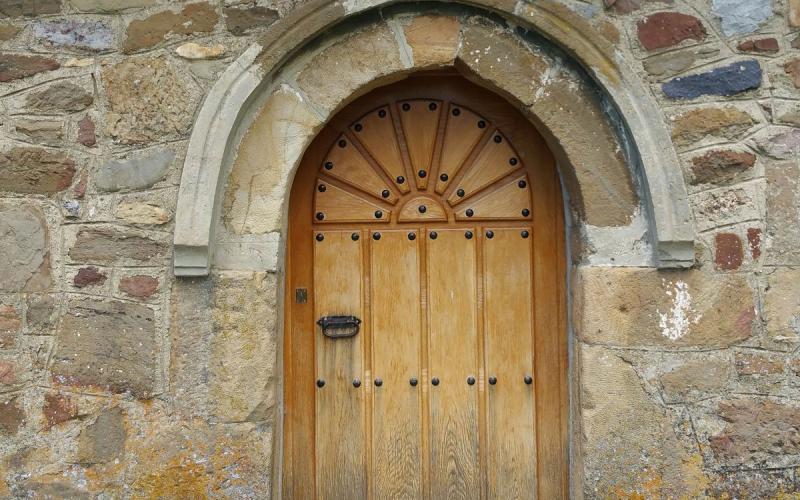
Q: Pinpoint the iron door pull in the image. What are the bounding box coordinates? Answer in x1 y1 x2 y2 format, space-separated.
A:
317 315 361 338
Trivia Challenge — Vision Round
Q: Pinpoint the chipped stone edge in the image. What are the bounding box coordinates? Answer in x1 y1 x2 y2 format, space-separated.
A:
173 0 696 276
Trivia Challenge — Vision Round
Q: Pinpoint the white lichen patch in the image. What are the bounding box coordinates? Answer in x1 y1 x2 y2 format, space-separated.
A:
657 280 702 341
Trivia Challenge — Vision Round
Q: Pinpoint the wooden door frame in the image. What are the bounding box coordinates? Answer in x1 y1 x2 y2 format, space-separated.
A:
282 72 568 499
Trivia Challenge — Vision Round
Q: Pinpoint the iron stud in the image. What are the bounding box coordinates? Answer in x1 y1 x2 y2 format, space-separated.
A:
488 376 497 385
524 375 533 385
509 157 518 166
316 379 325 388
521 230 530 239
374 378 383 387
374 210 383 219
522 208 530 217
518 180 527 188
408 232 416 241
466 208 474 217
410 377 418 387
315 233 324 242
338 139 347 148
318 184 326 192
465 231 473 239
452 108 461 116
378 109 387 118
397 176 405 184
354 123 363 132
315 212 325 221
418 169 427 178
457 188 465 198
494 135 502 143
382 189 390 198
373 232 381 240
467 376 476 386
486 230 494 239
418 205 427 214
430 231 438 240
440 173 449 182
429 102 438 111
431 377 440 386
353 379 362 388
324 161 333 170
477 120 486 129
351 232 360 241
402 103 411 111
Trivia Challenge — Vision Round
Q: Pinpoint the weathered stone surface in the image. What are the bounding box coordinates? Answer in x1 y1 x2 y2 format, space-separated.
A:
747 227 761 260
663 60 761 99
0 305 20 349
791 0 800 27
77 408 126 464
709 469 798 498
0 54 59 82
0 147 75 194
224 6 279 36
103 57 198 144
773 100 800 127
715 232 743 270
26 82 93 114
710 399 800 464
77 115 96 147
735 352 784 375
754 128 800 159
124 3 219 53
403 15 461 68
764 268 800 344
15 119 63 144
784 59 800 88
660 358 731 401
115 202 170 225
737 37 779 53
693 186 758 232
69 227 167 264
671 106 754 146
43 393 78 428
580 345 699 498
0 205 49 292
224 86 322 234
0 23 22 41
0 0 60 17
119 275 159 298
0 360 15 385
73 266 107 288
765 162 800 265
575 267 755 348
297 24 404 113
26 294 54 333
33 20 113 51
690 149 755 185
52 299 156 398
637 12 706 51
0 397 24 436
711 0 772 37
69 0 155 11
643 46 719 78
175 42 225 60
604 0 674 14
95 149 174 192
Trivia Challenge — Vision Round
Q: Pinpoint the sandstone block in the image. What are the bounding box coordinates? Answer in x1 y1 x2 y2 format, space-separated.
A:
0 360 15 385
0 305 20 349
52 299 156 398
765 162 800 265
0 54 59 83
223 6 279 36
115 202 170 225
714 232 744 270
0 147 75 194
26 82 93 114
77 115 96 147
660 358 731 401
637 12 706 51
69 0 155 12
693 184 760 232
0 0 60 17
643 46 718 78
77 408 126 464
403 16 461 68
0 205 50 292
175 42 225 60
792 0 800 27
73 266 107 288
0 23 22 41
734 352 784 375
124 3 218 53
671 106 754 147
43 393 78 428
33 20 113 51
575 267 755 348
0 397 24 436
119 275 159 298
26 294 55 333
764 267 800 344
15 119 63 145
785 59 800 88
69 227 167 265
737 38 779 53
95 150 174 192
663 60 761 99
689 149 755 185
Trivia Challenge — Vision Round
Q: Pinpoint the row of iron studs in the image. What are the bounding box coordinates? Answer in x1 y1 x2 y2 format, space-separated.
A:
315 229 530 242
316 374 534 388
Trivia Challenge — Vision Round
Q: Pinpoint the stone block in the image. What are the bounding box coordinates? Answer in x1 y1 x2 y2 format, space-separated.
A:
52 299 156 398
0 23 21 41
737 38 779 53
72 266 107 288
764 267 800 344
714 232 744 270
765 162 800 265
175 42 225 60
26 294 55 334
77 408 126 464
671 106 755 147
754 128 800 160
637 12 706 51
0 397 24 436
575 267 755 349
15 119 63 145
772 100 800 127
0 147 75 194
33 20 113 51
0 54 59 82
77 115 96 147
0 0 60 17
0 305 20 349
25 82 93 114
711 0 772 37
659 357 731 401
0 360 16 385
115 202 170 225
69 0 155 12
124 3 219 53
734 352 784 375
709 469 797 498
223 6 279 36
643 46 719 78
68 227 167 265
663 60 761 99
0 205 50 292
95 149 174 192
689 149 755 185
792 0 800 27
119 275 159 299
692 183 761 232
403 15 461 68
43 392 78 429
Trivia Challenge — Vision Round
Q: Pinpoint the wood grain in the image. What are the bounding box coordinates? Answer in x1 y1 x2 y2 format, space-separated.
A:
436 104 487 195
448 130 521 206
322 135 397 203
398 99 442 191
352 106 410 193
455 175 532 221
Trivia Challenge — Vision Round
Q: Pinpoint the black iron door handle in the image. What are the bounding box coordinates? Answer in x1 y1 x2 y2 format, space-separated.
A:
317 315 361 338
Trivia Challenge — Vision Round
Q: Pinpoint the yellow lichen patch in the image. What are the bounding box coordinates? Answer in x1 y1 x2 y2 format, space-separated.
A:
679 453 710 499
130 454 209 499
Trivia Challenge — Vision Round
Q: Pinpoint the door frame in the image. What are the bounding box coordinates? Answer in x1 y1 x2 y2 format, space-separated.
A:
282 73 569 498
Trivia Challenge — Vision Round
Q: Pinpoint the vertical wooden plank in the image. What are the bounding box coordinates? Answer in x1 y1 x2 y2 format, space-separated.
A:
314 231 367 499
483 228 536 499
427 229 480 500
371 230 423 499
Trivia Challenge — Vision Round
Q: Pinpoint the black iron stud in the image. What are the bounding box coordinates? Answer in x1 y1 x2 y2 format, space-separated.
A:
467 376 476 386
494 135 502 143
518 180 527 188
338 139 347 148
316 379 325 388
397 175 405 184
374 378 383 387
351 232 360 241
382 189 390 198
418 169 427 178
353 379 362 388
429 102 438 111
452 108 461 116
477 120 486 129
509 157 518 166
373 232 381 240
486 230 494 239
440 173 448 182
374 210 383 219
466 208 474 217
410 377 418 387
318 184 326 192
521 230 530 239
457 188 465 198
430 231 438 240
354 123 363 132
315 233 324 242
488 376 497 385
402 103 411 111
431 377 440 386
378 109 387 118
522 208 530 217
465 231 473 239
315 212 325 221
524 375 533 385
418 205 427 214
324 161 333 170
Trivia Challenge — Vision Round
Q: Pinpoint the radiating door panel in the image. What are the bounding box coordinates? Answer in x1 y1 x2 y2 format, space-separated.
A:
483 228 537 499
313 230 367 499
370 230 423 499
427 229 480 500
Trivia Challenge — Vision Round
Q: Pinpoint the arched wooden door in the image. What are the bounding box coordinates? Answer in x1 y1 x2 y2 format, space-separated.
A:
283 74 567 499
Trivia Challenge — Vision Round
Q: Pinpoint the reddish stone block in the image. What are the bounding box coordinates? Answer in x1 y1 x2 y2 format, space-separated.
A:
785 59 800 88
0 54 59 82
747 228 762 260
715 233 744 270
77 115 96 147
0 360 15 385
73 267 107 288
737 38 779 53
118 275 159 299
735 352 784 375
43 393 78 429
0 305 20 349
690 150 756 185
637 12 706 51
0 397 24 435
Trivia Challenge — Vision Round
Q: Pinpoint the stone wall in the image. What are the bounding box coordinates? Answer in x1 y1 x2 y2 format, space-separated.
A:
1 0 799 498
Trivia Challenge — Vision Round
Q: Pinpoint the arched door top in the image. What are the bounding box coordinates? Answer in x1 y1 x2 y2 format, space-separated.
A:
173 3 695 276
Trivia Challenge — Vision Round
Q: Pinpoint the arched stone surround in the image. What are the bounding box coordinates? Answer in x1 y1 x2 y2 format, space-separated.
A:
173 0 696 277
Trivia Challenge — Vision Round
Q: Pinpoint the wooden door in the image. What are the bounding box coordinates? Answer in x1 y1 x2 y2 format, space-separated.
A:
283 74 568 499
